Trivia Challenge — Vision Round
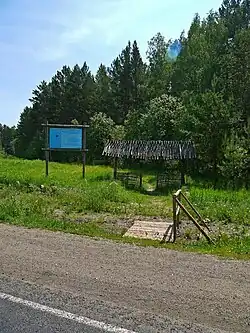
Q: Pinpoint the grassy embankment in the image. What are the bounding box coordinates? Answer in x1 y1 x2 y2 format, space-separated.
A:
0 154 249 259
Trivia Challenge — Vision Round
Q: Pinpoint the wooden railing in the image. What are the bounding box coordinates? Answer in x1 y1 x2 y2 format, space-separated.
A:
172 189 214 244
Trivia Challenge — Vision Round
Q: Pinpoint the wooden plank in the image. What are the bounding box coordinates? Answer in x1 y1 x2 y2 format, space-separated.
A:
124 220 173 241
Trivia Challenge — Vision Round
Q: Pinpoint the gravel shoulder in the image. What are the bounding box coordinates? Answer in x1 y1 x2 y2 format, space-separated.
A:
0 223 249 333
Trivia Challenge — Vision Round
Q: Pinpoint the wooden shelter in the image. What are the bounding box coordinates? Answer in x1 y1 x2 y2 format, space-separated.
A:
102 140 196 187
103 140 196 160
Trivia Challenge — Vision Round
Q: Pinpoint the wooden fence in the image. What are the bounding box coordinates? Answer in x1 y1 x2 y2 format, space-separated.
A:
116 172 142 188
156 172 182 189
172 189 214 244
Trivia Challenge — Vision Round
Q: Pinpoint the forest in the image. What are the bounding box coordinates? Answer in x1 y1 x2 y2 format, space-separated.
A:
1 0 249 189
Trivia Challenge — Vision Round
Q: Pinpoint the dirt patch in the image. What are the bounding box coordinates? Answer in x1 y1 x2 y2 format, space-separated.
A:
53 209 171 235
53 209 250 242
53 210 135 234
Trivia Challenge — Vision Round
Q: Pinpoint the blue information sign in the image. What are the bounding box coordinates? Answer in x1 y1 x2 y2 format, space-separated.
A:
49 128 82 149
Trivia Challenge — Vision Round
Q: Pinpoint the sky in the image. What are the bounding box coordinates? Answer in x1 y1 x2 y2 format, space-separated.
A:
0 0 222 126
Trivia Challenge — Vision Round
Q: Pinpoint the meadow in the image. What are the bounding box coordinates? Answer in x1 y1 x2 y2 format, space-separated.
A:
0 154 249 259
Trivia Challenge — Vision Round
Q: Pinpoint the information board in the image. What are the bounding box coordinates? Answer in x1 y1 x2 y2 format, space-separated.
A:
43 122 89 178
49 128 82 149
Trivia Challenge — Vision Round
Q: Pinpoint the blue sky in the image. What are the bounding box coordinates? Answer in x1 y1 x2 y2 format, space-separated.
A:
1 0 222 126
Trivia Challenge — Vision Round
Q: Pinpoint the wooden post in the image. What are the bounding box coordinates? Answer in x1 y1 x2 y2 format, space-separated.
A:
139 173 143 188
45 121 49 177
177 191 181 229
172 194 177 242
113 157 118 180
174 189 182 234
82 127 87 178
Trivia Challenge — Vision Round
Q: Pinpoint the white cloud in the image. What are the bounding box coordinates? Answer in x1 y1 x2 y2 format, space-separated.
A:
85 0 165 45
1 0 175 62
0 0 94 62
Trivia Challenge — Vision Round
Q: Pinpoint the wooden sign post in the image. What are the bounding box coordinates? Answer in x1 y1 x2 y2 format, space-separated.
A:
42 122 89 178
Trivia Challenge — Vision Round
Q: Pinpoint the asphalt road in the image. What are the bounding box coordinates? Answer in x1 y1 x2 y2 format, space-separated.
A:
0 298 102 333
0 224 249 333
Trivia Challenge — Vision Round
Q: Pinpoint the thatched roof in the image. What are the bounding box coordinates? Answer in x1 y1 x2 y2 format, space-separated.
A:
102 140 196 161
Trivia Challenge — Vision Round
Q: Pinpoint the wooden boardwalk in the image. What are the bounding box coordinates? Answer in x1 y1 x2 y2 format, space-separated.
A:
124 220 173 242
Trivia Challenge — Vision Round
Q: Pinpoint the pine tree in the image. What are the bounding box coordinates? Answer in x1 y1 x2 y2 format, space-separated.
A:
95 64 113 118
131 40 147 109
146 32 171 99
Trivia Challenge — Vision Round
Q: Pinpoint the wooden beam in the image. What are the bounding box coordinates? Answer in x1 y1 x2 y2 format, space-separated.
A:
42 123 89 128
181 192 211 231
174 189 182 197
175 198 214 244
172 194 177 242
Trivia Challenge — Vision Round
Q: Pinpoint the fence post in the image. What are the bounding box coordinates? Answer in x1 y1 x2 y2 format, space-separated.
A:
172 194 177 242
45 120 49 177
177 192 181 230
82 127 87 179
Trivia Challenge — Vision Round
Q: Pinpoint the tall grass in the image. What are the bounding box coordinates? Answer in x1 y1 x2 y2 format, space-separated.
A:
0 155 113 187
189 187 250 225
0 156 170 219
1 156 250 223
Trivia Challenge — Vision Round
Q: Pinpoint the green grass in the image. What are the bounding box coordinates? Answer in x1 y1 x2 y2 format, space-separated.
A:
189 187 250 225
0 155 113 187
0 155 171 218
176 235 250 260
0 155 249 260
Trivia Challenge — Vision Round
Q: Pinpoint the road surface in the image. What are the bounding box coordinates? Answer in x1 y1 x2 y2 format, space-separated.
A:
0 224 249 332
